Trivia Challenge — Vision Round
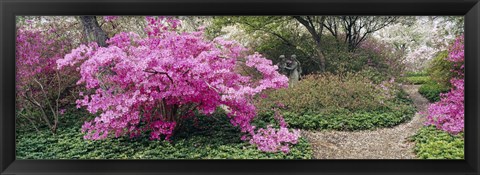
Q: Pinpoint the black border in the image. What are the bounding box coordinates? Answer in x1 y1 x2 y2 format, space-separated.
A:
1 0 479 175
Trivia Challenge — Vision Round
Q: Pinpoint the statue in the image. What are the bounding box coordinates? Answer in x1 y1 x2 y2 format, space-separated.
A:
285 54 301 86
277 54 302 87
276 55 288 75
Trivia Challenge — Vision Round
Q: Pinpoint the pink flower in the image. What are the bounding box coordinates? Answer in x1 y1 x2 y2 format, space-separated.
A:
59 109 66 115
425 35 464 134
56 17 297 152
103 16 119 22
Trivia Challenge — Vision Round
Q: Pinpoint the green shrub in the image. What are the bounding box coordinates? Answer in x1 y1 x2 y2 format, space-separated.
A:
270 94 415 131
404 71 428 77
257 73 396 115
16 110 313 159
427 50 455 88
357 66 390 84
410 126 464 159
418 81 450 102
398 76 430 85
256 73 416 131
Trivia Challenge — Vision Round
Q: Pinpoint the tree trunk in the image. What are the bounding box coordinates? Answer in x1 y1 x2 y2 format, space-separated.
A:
79 16 108 47
293 16 327 72
315 46 326 72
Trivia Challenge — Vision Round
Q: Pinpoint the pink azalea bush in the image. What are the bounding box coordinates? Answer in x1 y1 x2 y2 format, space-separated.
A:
16 25 78 133
57 16 299 153
425 35 464 134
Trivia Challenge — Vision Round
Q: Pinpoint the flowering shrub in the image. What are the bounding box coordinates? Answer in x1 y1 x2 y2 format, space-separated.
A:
103 16 119 22
16 25 78 133
425 35 464 134
358 37 406 78
58 16 298 153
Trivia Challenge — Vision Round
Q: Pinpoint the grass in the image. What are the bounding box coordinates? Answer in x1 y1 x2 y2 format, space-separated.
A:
410 126 464 159
16 108 313 159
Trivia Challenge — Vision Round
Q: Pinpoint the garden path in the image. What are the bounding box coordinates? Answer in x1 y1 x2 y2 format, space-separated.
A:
300 85 429 159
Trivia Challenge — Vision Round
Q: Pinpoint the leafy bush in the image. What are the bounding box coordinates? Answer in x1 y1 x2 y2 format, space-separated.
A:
418 81 450 102
257 73 399 114
16 25 80 134
324 37 405 82
411 126 464 159
356 66 390 84
356 38 406 79
16 109 313 159
397 71 429 85
399 76 430 85
255 73 416 130
425 35 464 134
426 50 455 88
404 71 428 77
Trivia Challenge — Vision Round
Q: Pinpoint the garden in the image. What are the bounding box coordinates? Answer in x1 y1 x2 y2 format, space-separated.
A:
15 16 464 159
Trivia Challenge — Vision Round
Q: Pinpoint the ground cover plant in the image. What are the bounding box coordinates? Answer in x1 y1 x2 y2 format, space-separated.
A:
410 126 464 159
16 108 313 159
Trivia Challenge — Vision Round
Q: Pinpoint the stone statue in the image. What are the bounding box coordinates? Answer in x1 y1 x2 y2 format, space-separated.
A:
285 54 301 86
276 55 288 75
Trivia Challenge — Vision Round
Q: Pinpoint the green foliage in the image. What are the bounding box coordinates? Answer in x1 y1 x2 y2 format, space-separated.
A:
323 35 404 80
404 71 428 77
209 17 406 77
398 76 430 85
209 16 321 75
357 66 391 84
16 109 313 159
281 106 414 131
256 73 416 131
397 71 430 85
427 50 455 87
258 73 398 114
282 91 414 131
418 81 450 102
410 126 464 159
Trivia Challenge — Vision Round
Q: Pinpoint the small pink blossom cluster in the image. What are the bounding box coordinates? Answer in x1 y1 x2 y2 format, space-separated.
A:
425 35 464 134
103 16 119 22
58 17 298 152
249 125 300 153
145 16 180 36
446 35 465 77
16 28 63 88
150 120 176 141
375 77 397 104
245 104 300 153
425 78 464 134
16 26 75 104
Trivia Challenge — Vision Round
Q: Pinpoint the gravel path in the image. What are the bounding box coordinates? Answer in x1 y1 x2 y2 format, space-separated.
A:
301 85 430 159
